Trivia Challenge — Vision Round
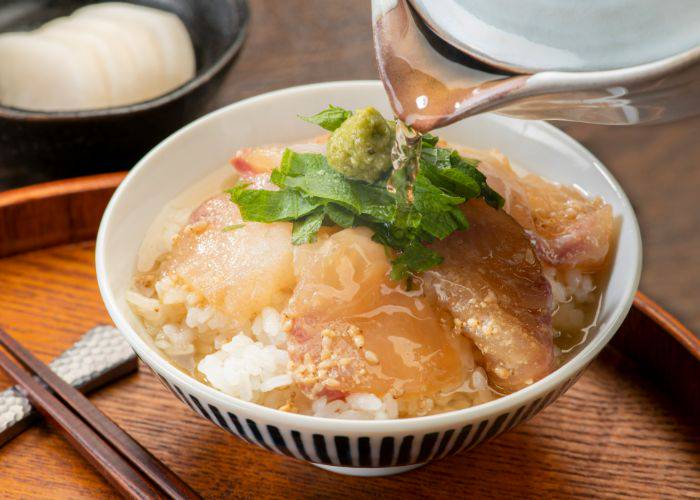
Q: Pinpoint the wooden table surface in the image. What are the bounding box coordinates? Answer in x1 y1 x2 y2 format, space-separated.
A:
0 1 699 498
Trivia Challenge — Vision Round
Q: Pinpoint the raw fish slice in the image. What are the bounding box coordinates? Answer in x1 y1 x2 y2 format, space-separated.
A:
231 146 289 176
167 139 328 313
455 146 613 270
516 175 613 270
231 138 328 175
162 195 295 328
286 227 474 402
73 10 165 101
0 33 95 110
75 3 194 93
39 17 139 106
424 199 556 392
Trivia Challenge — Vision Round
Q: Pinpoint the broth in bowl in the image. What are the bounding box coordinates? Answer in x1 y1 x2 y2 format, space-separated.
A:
126 106 613 420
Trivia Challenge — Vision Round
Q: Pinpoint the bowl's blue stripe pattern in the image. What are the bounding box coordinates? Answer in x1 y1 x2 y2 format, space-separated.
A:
152 372 576 468
379 437 394 466
434 428 455 458
291 430 312 461
358 437 372 466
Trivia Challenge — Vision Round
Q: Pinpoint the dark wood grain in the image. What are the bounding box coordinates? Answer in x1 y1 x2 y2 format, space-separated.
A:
0 327 199 499
0 333 163 499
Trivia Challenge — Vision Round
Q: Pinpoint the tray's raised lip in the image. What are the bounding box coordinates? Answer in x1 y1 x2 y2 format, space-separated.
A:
0 173 125 208
633 290 700 361
1 172 698 361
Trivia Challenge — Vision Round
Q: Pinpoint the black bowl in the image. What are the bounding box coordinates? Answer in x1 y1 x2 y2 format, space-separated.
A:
0 0 248 176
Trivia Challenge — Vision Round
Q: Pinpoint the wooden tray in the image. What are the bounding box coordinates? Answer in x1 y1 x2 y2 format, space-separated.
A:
0 174 698 498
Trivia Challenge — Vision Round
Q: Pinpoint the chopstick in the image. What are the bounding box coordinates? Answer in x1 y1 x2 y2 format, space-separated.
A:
0 327 200 499
0 341 160 498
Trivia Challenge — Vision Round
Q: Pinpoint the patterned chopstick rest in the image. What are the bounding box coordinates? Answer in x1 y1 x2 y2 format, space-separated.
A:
0 325 138 446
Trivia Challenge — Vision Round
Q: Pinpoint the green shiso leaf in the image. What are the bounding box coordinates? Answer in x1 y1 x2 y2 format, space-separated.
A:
412 173 468 240
390 242 443 281
278 150 362 211
291 207 325 245
299 105 352 132
227 183 319 222
229 105 506 281
277 149 396 222
324 204 356 228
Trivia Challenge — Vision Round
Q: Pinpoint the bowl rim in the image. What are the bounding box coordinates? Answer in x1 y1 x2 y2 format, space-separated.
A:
0 0 249 121
96 80 642 433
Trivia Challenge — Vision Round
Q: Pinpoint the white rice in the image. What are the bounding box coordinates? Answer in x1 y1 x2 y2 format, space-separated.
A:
312 393 399 420
543 265 597 333
128 278 403 419
127 263 584 419
197 333 291 402
545 266 596 305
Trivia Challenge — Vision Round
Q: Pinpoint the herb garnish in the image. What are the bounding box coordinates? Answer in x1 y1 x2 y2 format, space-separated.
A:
299 104 352 132
229 106 504 281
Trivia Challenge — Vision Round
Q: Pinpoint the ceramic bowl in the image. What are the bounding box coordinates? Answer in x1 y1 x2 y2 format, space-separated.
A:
409 0 700 72
0 0 248 175
96 81 642 476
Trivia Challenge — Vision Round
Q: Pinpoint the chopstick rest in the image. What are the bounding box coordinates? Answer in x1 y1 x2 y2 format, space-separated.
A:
0 325 137 447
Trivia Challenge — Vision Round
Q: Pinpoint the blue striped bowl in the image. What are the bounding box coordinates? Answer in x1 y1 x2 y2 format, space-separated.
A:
96 81 642 476
150 369 582 475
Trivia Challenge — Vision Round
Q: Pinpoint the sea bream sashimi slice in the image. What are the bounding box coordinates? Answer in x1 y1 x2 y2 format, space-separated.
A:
160 194 296 329
285 227 476 404
454 146 613 271
230 137 328 177
158 139 331 328
424 199 556 392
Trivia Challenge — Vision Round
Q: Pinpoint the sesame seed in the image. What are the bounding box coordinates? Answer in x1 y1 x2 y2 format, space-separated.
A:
321 336 332 350
279 403 297 413
391 388 404 398
364 350 379 364
324 378 340 388
353 334 365 348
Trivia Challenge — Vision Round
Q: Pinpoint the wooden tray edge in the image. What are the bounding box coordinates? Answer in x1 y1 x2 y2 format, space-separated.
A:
633 291 700 361
0 172 126 257
0 172 126 209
